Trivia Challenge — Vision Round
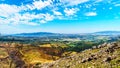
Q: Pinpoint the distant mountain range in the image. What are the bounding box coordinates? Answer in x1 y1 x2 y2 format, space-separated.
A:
9 31 120 37
92 31 120 35
10 32 62 37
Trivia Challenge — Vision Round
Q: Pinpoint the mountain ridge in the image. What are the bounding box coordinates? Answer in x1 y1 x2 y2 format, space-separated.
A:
94 31 120 33
92 31 120 35
9 31 120 37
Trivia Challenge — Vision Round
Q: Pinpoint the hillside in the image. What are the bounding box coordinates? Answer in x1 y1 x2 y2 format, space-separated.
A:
0 41 120 68
37 41 120 68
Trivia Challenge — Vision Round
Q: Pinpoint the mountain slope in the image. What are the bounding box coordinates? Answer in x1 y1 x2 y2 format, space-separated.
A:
37 41 120 68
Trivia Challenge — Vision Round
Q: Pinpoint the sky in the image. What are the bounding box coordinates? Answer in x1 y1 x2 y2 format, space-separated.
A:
0 0 120 34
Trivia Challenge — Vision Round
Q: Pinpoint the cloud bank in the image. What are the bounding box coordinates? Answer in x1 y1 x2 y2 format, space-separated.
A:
0 0 119 25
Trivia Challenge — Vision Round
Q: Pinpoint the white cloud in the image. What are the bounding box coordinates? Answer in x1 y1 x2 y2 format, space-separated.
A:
0 4 23 25
25 4 35 10
85 12 97 16
40 13 54 23
0 0 5 1
94 0 103 3
114 4 120 6
60 0 89 6
40 20 46 23
44 13 54 21
33 0 52 10
0 0 98 25
0 4 21 17
109 7 112 10
0 2 55 25
64 8 79 16
53 10 62 15
18 0 52 10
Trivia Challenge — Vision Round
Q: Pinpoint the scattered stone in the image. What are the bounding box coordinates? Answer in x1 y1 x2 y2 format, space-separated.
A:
90 54 95 57
78 61 81 63
87 57 92 61
107 43 117 49
98 43 107 48
66 64 70 68
103 56 112 62
98 45 102 48
92 46 97 49
81 59 87 63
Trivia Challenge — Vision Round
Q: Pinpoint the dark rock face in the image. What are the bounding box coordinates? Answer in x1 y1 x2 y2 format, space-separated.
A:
9 50 25 68
90 54 97 60
81 56 93 63
15 60 25 68
87 57 92 61
103 56 112 62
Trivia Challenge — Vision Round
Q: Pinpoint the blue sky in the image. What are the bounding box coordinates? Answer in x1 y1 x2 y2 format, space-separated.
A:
0 0 120 34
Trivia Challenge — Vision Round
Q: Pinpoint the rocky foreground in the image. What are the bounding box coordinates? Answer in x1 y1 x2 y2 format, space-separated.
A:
0 41 120 68
35 42 120 68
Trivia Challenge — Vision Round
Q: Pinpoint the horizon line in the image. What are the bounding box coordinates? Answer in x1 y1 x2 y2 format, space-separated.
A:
1 30 120 35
